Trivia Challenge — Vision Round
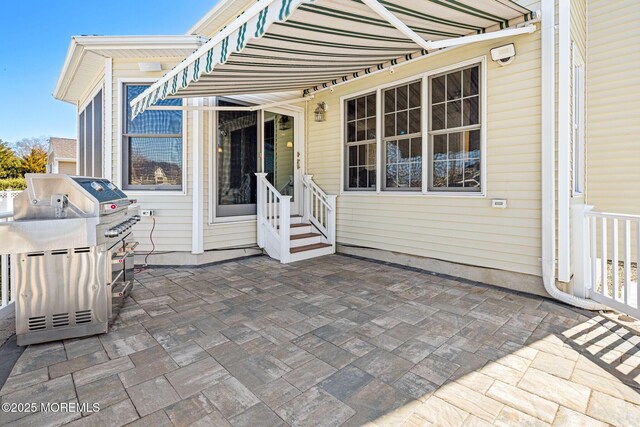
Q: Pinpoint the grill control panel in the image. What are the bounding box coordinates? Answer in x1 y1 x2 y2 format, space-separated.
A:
104 215 141 238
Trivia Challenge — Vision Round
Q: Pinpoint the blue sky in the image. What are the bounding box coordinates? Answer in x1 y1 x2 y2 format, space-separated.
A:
0 0 216 143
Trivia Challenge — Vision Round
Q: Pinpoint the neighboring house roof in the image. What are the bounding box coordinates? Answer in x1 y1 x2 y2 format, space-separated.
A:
53 35 208 104
48 137 77 160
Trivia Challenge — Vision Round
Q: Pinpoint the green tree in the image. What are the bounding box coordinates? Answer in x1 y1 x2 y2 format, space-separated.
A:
0 140 20 178
21 146 48 174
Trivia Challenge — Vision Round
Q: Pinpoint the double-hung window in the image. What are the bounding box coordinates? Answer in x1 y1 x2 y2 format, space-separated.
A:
122 84 183 191
345 93 377 190
342 60 483 194
428 65 482 191
383 81 422 190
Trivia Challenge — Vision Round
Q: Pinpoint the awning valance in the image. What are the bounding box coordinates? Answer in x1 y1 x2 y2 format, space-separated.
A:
131 0 536 117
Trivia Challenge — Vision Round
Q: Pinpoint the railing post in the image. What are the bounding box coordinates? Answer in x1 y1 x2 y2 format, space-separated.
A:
572 204 594 299
1 254 7 308
327 195 337 252
255 173 268 249
280 196 292 263
303 175 313 223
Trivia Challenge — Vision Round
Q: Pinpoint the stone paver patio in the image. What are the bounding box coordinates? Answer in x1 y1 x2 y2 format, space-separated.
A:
1 254 640 426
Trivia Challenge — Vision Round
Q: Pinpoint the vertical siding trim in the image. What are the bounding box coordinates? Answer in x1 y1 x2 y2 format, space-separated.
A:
541 0 556 286
104 58 113 180
558 0 572 282
192 97 204 254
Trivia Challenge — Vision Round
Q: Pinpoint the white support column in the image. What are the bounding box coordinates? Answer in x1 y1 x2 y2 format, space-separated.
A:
256 173 267 248
327 195 337 252
104 58 113 180
303 175 313 223
192 98 204 255
558 0 572 283
541 0 556 289
572 204 594 298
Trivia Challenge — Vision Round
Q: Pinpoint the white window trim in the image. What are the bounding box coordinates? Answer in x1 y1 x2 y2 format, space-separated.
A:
339 56 487 197
572 43 586 197
77 81 104 177
117 77 188 196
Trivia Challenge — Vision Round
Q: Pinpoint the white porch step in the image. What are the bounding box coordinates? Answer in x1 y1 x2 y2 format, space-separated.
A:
290 232 323 248
289 242 333 262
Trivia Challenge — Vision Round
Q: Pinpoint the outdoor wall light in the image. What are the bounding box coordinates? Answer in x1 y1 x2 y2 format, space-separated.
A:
490 43 516 66
138 62 162 72
314 102 328 122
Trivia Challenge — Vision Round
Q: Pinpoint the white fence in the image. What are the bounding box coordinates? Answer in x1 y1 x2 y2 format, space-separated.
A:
574 205 640 318
302 175 336 252
0 190 19 317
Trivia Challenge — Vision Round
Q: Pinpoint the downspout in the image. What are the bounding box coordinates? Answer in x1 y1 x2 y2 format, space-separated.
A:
541 0 605 310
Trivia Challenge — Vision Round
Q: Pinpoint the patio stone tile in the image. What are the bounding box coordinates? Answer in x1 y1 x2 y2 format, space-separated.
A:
312 324 353 346
73 356 135 387
119 346 178 388
193 331 229 350
385 322 423 342
571 367 640 404
226 354 290 389
167 340 209 367
283 357 337 391
365 333 404 351
392 371 438 401
480 360 524 386
393 339 437 364
292 333 327 352
276 386 356 427
554 406 608 427
308 341 357 369
164 392 217 427
519 368 592 413
354 348 414 385
10 341 67 375
454 371 495 394
202 376 260 418
207 341 251 367
412 354 461 386
530 350 576 380
387 302 437 325
486 380 558 423
67 398 139 427
2 399 82 426
353 322 386 338
49 350 109 379
165 356 227 398
414 396 469 427
270 343 314 369
254 378 301 409
341 337 376 357
229 402 287 427
587 390 640 426
221 325 261 344
190 411 232 427
266 308 308 326
242 336 279 355
0 367 49 396
260 325 298 346
345 378 412 421
125 410 173 427
128 376 180 417
435 381 504 423
493 406 548 427
319 365 374 402
76 374 127 414
63 336 104 359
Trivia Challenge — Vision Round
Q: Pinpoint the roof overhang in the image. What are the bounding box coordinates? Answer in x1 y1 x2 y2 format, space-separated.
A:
132 0 538 117
187 0 256 36
54 35 208 104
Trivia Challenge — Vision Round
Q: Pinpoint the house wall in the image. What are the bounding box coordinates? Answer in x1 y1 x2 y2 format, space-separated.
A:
58 161 76 175
110 58 194 253
306 30 544 283
585 0 640 215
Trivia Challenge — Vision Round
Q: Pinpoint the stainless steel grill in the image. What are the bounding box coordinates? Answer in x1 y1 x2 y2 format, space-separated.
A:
0 174 139 345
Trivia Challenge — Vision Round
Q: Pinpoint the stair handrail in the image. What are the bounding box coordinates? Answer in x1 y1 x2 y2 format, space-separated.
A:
302 175 337 251
256 173 291 263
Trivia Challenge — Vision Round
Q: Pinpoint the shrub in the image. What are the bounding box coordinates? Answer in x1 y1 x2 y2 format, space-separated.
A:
0 177 26 191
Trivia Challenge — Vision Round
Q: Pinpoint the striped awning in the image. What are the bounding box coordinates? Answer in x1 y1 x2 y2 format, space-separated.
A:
131 0 536 117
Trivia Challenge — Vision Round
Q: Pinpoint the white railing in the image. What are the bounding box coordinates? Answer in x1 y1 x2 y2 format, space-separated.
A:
302 175 337 251
573 205 640 318
256 173 291 263
0 204 16 317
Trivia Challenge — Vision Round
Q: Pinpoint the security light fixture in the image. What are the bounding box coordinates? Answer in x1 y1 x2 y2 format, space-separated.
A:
490 43 516 66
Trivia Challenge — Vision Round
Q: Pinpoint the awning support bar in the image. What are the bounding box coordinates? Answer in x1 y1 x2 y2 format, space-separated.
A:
429 24 536 50
146 95 314 112
360 0 433 51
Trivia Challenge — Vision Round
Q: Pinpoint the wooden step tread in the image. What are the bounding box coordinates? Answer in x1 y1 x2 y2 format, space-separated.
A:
290 243 332 254
291 223 312 228
290 232 321 240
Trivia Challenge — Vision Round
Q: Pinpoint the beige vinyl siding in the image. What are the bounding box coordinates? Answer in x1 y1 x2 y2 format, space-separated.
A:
110 58 193 253
58 161 76 175
586 0 640 215
307 30 542 277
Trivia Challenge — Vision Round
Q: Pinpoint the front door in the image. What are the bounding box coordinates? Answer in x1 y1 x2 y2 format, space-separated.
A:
263 110 300 215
